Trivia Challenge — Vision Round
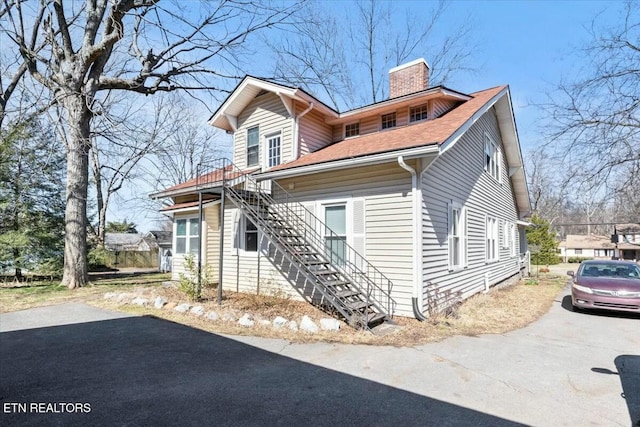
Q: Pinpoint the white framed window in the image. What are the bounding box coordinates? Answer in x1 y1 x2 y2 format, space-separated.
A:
244 216 258 252
324 203 347 265
448 202 467 270
510 222 516 257
381 112 396 129
247 126 259 166
575 248 583 255
175 217 200 255
486 216 498 262
409 104 428 122
484 133 501 182
265 132 281 168
345 122 359 138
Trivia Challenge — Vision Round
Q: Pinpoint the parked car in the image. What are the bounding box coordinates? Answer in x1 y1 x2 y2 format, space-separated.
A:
567 260 640 314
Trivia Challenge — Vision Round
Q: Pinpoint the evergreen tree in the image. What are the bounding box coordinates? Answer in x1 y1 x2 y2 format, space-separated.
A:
526 214 560 265
105 220 138 234
0 120 65 278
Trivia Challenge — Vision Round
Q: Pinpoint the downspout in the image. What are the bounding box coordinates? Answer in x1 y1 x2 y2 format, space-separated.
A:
397 156 427 321
293 102 314 160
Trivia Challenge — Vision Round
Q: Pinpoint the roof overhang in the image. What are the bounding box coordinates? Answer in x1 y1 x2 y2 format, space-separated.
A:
439 86 531 218
160 200 221 216
325 87 471 125
256 144 440 181
208 76 338 132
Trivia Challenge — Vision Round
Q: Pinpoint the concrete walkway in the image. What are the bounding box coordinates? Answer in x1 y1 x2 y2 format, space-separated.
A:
1 287 638 426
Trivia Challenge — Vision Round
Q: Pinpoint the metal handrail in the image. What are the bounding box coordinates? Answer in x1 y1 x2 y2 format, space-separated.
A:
195 158 396 320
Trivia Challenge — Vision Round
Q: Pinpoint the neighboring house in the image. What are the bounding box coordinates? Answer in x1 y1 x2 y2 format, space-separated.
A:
103 233 159 268
151 58 532 328
558 235 616 262
613 223 640 261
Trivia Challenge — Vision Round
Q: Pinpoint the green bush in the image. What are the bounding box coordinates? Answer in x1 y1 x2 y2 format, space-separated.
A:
567 257 592 263
178 254 213 301
88 247 110 270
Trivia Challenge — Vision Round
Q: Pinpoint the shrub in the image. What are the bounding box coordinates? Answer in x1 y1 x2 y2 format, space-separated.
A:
88 247 110 270
178 254 214 301
568 257 592 263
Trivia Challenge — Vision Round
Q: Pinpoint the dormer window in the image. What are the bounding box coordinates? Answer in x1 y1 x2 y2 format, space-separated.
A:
409 104 428 122
345 122 360 138
247 126 259 166
381 112 396 130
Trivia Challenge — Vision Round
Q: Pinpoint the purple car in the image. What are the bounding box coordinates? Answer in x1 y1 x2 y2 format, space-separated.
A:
568 260 640 314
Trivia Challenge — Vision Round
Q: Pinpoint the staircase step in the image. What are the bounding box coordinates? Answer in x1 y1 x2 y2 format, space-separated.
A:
345 300 372 311
335 289 360 298
321 280 350 287
303 260 329 266
366 312 386 326
314 270 339 276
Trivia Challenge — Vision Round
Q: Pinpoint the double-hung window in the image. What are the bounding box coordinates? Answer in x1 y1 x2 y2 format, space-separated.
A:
244 217 258 252
484 133 501 181
324 204 347 266
247 126 259 166
486 216 498 262
176 218 200 255
448 202 467 270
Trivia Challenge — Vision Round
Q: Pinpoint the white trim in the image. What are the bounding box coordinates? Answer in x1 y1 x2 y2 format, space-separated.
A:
389 58 430 74
161 200 220 216
439 87 507 155
257 144 440 180
263 130 283 169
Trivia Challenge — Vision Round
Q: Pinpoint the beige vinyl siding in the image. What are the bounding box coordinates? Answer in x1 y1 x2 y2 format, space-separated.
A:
205 204 220 279
279 162 415 316
331 124 343 143
233 92 293 170
421 107 521 308
220 205 307 298
298 106 332 155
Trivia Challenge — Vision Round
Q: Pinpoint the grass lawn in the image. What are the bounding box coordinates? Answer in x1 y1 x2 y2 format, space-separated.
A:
0 271 568 346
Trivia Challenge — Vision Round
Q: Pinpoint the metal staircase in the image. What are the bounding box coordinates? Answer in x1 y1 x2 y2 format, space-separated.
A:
197 159 396 330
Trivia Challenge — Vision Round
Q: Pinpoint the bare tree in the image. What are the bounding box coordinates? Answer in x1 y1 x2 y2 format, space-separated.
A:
270 0 477 110
542 0 639 199
1 0 302 288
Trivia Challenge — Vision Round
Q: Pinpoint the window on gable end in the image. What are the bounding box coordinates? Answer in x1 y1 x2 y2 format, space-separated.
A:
345 122 360 138
247 126 259 166
484 133 501 182
381 112 396 129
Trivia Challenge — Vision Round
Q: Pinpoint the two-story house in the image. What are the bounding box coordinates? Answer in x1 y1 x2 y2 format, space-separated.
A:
151 59 531 328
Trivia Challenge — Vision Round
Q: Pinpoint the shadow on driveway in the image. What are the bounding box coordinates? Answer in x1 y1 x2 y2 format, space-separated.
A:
0 315 524 426
592 355 640 427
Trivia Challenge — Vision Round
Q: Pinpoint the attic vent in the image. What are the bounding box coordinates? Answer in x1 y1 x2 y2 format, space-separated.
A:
256 89 269 97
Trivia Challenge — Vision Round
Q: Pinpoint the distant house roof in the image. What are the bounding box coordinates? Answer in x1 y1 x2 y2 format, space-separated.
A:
104 233 158 251
564 235 615 250
615 223 640 234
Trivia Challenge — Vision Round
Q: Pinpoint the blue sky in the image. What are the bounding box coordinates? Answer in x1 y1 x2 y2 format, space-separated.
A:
443 0 620 151
115 0 625 231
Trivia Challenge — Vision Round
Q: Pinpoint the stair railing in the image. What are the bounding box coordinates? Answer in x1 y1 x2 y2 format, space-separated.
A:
196 158 396 319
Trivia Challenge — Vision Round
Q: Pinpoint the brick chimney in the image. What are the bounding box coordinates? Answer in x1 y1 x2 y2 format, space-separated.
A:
388 58 430 99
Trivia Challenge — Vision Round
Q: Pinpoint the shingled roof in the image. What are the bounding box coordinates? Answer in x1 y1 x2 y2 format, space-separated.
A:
265 86 505 173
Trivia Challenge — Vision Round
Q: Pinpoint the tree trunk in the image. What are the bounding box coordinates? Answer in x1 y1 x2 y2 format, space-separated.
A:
61 96 91 289
91 147 106 247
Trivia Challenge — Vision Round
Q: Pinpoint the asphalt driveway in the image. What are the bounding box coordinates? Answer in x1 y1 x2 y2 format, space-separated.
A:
1 286 638 426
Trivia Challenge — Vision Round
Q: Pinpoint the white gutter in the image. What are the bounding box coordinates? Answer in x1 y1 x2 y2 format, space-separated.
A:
258 144 440 181
397 155 437 321
293 102 314 160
